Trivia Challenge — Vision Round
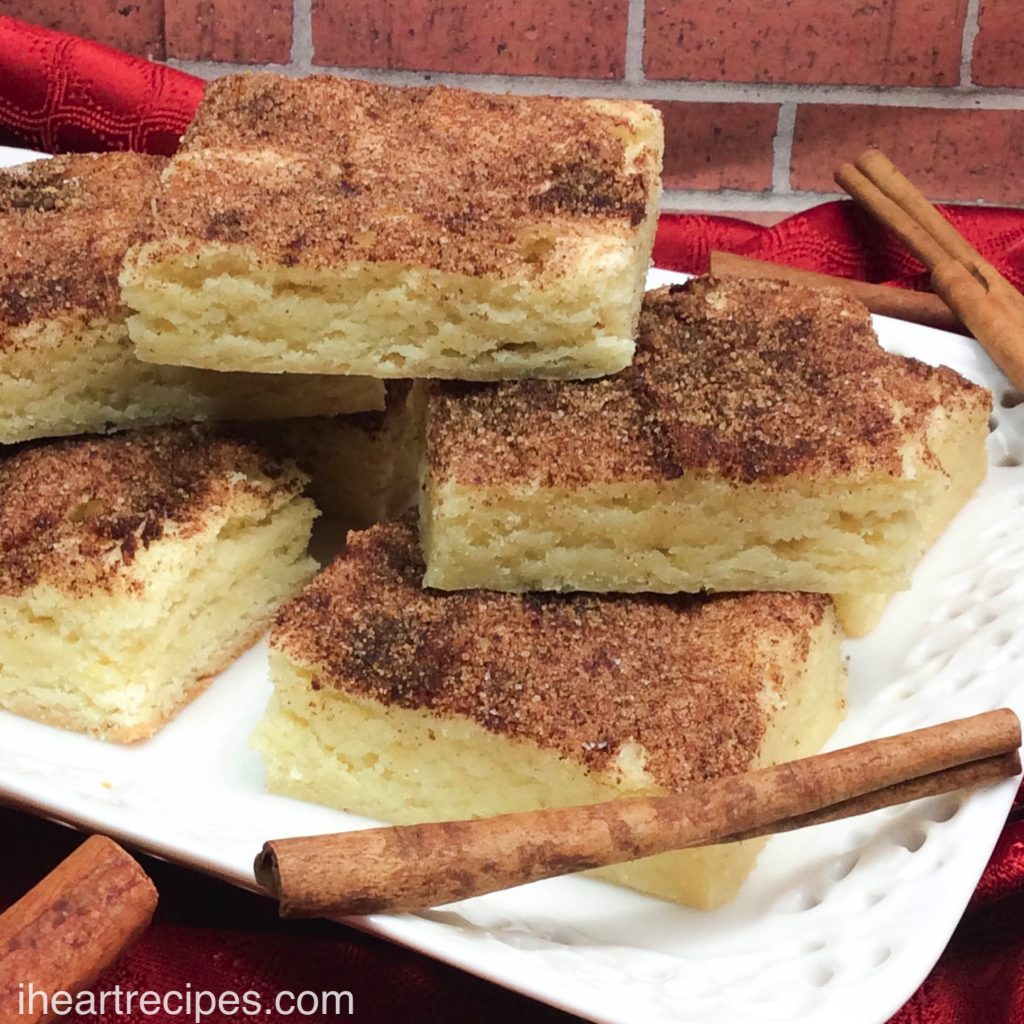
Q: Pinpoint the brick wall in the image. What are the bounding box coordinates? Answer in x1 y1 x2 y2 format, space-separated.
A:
5 0 1024 213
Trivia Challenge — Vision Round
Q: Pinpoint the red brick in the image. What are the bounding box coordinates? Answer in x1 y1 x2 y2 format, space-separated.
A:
791 105 1024 204
973 0 1024 86
311 0 628 78
165 0 292 62
644 0 966 86
653 102 778 191
1 0 164 57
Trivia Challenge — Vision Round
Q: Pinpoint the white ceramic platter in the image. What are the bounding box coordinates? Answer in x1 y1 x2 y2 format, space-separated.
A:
1 145 1023 1023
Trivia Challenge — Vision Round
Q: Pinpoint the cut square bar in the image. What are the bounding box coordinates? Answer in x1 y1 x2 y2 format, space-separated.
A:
120 74 663 380
0 426 318 741
0 153 383 445
254 519 846 909
421 278 990 633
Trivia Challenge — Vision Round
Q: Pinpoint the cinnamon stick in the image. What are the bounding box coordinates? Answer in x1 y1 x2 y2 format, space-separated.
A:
255 709 1021 918
834 160 950 270
932 261 1024 387
853 149 1024 322
710 251 962 333
835 148 1024 390
0 835 157 1023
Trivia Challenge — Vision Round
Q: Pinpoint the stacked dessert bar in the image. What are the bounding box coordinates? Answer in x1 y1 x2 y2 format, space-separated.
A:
0 73 991 909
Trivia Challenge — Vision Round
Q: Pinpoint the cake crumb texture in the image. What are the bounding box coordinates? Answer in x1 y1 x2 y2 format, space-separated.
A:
261 517 846 908
0 151 385 442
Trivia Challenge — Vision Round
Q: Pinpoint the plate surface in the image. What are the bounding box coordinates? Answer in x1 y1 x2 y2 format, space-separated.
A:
1 145 1023 1024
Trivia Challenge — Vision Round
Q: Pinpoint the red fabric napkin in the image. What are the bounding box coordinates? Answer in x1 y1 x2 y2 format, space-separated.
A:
0 15 202 155
1 15 1024 1023
652 202 1024 293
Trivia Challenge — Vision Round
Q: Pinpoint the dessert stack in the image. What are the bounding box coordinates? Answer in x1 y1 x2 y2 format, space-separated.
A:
0 72 991 909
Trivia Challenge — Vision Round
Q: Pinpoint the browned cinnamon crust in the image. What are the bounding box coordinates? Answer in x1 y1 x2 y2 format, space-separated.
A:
132 73 661 278
0 426 306 597
0 153 165 336
271 518 833 793
427 277 990 487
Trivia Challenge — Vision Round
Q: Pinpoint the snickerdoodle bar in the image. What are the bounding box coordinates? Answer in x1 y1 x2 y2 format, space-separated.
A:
120 74 663 380
0 152 382 444
420 278 989 634
254 518 846 909
0 426 318 741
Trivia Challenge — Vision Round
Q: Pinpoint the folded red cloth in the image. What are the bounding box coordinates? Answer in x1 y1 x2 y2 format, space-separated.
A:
1 15 1023 1023
654 202 1024 292
0 15 202 155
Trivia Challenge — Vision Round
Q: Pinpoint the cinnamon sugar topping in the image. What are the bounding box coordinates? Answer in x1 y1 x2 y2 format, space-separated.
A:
428 277 990 487
272 519 832 792
0 426 305 597
139 73 661 278
0 153 165 335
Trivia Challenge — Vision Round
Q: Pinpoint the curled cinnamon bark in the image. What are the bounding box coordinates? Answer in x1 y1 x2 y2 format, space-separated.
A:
0 834 157 1023
257 709 1021 918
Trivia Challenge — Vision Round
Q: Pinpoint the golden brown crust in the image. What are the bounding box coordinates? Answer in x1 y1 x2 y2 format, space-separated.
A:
135 73 661 278
0 425 305 597
0 153 165 337
427 277 992 486
271 518 832 793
